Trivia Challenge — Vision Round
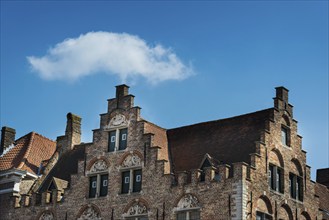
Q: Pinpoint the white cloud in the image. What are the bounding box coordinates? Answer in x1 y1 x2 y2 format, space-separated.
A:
27 31 194 84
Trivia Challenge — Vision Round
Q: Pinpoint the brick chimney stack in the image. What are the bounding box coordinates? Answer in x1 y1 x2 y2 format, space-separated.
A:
0 126 16 155
65 113 81 149
110 84 134 110
274 86 293 116
116 84 129 99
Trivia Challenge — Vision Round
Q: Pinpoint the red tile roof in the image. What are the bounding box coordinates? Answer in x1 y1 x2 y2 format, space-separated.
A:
0 132 56 175
167 108 273 173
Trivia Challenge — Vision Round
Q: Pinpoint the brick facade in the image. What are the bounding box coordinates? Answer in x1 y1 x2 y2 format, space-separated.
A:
0 85 328 220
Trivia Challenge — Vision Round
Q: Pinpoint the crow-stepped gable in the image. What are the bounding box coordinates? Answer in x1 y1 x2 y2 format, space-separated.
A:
0 85 328 220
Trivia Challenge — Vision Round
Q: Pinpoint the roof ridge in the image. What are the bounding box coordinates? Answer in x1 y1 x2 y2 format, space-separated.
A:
33 132 56 143
168 108 273 131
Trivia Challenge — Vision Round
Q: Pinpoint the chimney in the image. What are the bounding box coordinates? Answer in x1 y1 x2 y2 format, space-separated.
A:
273 86 293 116
116 84 129 99
65 113 81 149
0 126 16 155
275 86 289 103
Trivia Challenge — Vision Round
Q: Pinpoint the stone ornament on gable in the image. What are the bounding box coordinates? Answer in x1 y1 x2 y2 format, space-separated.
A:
39 212 54 220
122 154 141 168
78 207 101 220
103 114 128 130
126 203 147 216
90 160 108 173
177 194 199 209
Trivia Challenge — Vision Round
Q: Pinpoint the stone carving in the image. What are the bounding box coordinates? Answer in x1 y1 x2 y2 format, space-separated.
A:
78 207 101 220
127 203 147 216
39 212 54 220
177 194 199 209
104 114 127 130
122 154 141 167
90 160 108 173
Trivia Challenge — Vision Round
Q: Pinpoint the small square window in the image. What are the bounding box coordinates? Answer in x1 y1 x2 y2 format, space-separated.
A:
122 133 127 140
92 181 97 188
125 176 130 184
103 180 108 186
136 175 141 182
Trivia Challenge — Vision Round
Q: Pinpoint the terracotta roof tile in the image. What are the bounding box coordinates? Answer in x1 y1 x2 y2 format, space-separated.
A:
0 132 56 175
167 108 272 173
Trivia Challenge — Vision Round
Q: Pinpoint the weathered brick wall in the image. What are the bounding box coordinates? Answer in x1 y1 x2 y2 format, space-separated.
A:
246 88 321 220
1 86 325 220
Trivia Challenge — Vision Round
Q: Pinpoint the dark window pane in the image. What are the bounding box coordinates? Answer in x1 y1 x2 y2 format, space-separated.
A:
190 210 200 220
281 127 289 146
119 128 128 150
277 168 284 193
177 212 186 220
133 169 142 192
289 173 296 199
200 171 205 182
297 176 303 201
89 176 97 198
269 165 274 190
109 131 116 152
121 171 130 194
99 174 108 197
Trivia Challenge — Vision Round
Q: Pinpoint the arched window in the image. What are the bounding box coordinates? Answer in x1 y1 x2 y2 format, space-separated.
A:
120 153 143 194
281 115 291 147
174 194 201 220
87 159 109 198
289 159 303 201
278 204 293 220
256 196 272 220
268 149 284 193
123 200 149 220
77 205 101 220
104 114 128 152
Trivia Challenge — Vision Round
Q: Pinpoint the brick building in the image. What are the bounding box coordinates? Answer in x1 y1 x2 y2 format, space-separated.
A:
0 85 328 220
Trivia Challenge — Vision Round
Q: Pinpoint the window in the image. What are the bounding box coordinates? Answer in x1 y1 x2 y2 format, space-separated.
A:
108 128 128 152
199 158 212 182
121 169 142 194
256 211 272 220
89 174 108 198
289 173 303 201
281 126 290 146
268 164 283 193
176 210 200 220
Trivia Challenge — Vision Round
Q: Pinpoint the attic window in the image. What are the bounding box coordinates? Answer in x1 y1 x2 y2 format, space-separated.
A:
199 157 213 182
281 126 290 146
108 128 128 152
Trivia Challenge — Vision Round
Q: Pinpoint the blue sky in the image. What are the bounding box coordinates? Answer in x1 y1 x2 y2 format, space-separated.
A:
1 1 328 180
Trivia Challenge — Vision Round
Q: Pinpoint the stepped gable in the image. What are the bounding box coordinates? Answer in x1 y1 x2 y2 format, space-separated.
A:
0 132 56 175
167 108 272 173
38 143 88 193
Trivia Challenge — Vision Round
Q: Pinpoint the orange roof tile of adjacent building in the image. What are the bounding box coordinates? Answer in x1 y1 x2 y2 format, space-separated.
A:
0 132 56 175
